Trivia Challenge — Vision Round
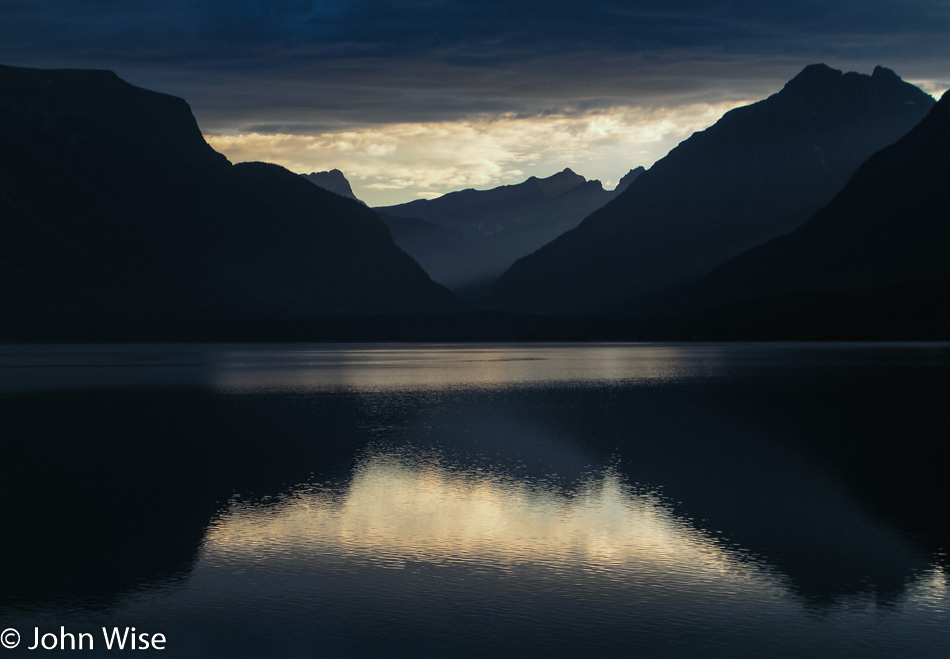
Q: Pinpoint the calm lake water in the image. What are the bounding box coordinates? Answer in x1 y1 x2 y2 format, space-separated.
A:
1 343 948 658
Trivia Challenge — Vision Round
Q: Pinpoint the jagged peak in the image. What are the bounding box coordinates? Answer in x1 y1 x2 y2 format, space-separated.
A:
618 166 645 182
871 65 900 82
536 167 586 197
781 63 922 100
781 63 843 95
305 168 347 180
612 167 645 194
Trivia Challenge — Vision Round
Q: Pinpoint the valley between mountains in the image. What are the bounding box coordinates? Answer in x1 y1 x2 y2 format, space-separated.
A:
1 62 947 341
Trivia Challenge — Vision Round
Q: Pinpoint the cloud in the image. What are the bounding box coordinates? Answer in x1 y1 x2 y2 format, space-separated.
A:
4 3 948 128
206 100 748 205
907 79 950 100
4 1 947 201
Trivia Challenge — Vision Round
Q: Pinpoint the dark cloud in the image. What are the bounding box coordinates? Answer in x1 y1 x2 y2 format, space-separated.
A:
2 0 948 132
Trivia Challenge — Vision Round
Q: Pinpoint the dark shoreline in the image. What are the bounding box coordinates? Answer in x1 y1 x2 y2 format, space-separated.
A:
4 288 949 344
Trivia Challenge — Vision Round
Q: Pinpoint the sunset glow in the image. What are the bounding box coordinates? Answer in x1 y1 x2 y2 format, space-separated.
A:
206 101 750 205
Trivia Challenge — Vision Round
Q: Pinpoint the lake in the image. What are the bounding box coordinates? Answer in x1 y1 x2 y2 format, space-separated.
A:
1 343 948 657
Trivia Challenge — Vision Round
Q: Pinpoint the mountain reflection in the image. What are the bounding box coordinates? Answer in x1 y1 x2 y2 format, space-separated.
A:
1 344 948 658
208 452 761 579
185 443 948 659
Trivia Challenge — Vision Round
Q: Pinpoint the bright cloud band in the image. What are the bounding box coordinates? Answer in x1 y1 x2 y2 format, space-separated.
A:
207 101 749 206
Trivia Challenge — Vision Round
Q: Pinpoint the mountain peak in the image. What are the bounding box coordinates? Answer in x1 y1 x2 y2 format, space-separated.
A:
0 64 460 336
779 63 923 103
686 79 950 331
301 169 362 203
536 168 586 197
0 64 230 171
615 167 645 193
796 62 839 77
871 65 900 82
488 64 934 315
781 63 843 96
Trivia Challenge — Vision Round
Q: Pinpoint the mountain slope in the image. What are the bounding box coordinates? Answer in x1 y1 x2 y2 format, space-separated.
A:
0 64 458 340
489 65 935 314
375 213 482 293
376 167 641 296
663 90 950 335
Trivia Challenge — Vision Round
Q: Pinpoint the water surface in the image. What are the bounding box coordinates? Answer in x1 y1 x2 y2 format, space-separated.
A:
1 343 947 657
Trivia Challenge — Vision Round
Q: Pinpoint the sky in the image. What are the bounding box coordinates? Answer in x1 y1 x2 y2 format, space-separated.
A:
2 1 948 206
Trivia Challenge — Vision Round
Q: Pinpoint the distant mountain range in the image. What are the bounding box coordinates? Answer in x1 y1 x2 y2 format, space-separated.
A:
2 62 946 341
372 167 643 297
0 64 458 340
488 64 935 314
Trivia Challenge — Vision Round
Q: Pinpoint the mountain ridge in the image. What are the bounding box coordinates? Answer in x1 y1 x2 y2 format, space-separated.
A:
375 166 642 297
0 64 460 340
487 64 935 314
657 89 950 331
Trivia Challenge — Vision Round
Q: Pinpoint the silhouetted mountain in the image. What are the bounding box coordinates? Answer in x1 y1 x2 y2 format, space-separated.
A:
614 166 645 194
376 167 640 297
301 169 364 203
658 90 950 337
489 65 934 313
0 64 459 340
380 168 585 231
375 212 484 294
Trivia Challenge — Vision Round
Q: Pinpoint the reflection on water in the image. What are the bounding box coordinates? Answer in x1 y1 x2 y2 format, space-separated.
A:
0 343 731 393
182 445 948 659
1 343 949 658
211 452 753 577
211 343 730 393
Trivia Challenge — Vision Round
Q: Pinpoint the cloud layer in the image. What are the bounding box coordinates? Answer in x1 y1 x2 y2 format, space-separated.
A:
3 1 948 201
208 101 748 205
